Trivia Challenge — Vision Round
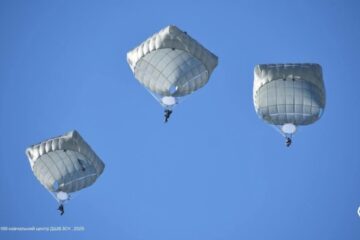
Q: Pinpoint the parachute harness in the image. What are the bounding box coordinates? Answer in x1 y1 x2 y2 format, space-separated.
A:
164 109 173 123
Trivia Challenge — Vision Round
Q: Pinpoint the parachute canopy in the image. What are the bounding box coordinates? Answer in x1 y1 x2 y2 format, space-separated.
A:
127 25 218 108
25 130 105 195
253 63 326 133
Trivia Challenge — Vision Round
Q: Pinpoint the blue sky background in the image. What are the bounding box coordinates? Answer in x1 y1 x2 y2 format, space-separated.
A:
1 0 360 239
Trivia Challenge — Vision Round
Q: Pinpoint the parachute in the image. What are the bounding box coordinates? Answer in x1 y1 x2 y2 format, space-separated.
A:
25 130 105 214
127 25 218 122
253 63 326 146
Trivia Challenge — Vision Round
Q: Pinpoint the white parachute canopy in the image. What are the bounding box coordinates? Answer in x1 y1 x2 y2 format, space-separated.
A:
127 25 218 109
253 63 326 137
25 130 105 202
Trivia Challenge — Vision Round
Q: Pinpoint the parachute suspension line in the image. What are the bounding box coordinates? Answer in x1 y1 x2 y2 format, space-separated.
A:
270 124 285 137
49 191 61 203
143 88 175 123
269 124 294 147
48 191 71 203
48 191 68 216
141 65 208 124
144 87 172 108
56 191 68 216
163 70 208 123
282 123 296 147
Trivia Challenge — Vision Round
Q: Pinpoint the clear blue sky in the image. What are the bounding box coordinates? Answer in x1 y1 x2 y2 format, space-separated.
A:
1 0 360 239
